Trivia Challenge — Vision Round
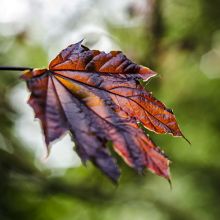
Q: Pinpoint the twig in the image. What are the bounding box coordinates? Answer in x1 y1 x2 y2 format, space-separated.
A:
0 66 33 71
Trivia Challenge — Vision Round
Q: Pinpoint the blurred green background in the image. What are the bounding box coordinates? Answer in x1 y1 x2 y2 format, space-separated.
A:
1 0 220 219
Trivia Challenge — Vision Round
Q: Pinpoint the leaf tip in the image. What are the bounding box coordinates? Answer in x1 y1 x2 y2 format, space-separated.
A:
167 177 173 190
180 132 191 145
77 39 84 45
139 66 157 81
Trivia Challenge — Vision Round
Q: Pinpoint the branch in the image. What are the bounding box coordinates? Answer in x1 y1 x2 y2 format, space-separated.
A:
0 66 33 71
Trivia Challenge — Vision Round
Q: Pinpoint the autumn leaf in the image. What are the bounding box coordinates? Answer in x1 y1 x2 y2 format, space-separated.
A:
21 40 185 182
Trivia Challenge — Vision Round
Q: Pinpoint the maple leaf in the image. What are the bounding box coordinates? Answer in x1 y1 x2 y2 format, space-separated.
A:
21 40 185 183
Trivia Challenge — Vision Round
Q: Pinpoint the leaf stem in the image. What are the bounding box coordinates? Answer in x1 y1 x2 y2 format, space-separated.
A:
0 66 33 71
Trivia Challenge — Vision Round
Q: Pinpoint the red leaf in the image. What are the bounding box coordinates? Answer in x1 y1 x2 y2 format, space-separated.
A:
21 41 185 182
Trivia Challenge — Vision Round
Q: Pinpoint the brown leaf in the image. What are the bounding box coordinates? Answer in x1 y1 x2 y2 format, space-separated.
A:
21 40 185 182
